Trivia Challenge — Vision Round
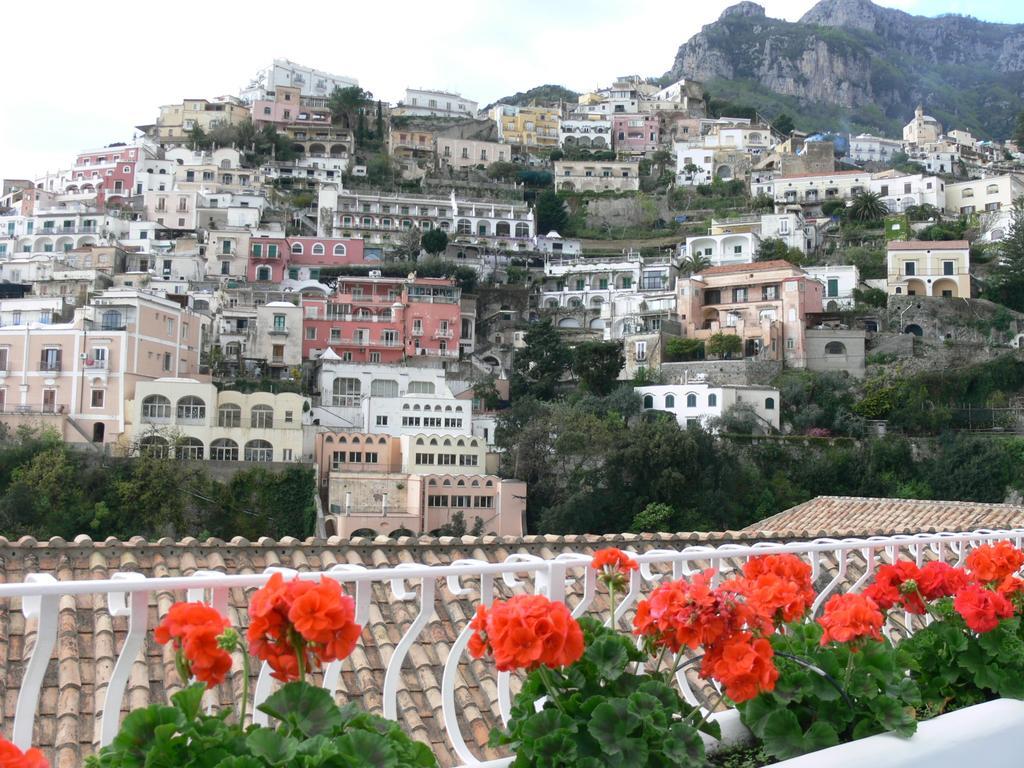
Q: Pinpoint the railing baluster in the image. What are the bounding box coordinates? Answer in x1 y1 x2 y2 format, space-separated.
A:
99 572 148 747
13 574 59 750
383 564 436 721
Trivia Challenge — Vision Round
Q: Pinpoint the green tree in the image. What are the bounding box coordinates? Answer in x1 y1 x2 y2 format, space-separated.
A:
375 100 385 142
848 191 889 223
535 189 569 235
473 377 502 410
756 238 803 263
987 198 1024 312
706 333 743 359
186 125 210 151
328 86 371 128
234 118 257 151
853 286 889 308
773 113 795 136
631 502 676 533
1012 110 1024 148
680 253 711 276
511 320 571 400
571 340 625 396
664 337 705 362
365 154 394 186
115 453 192 537
421 228 448 255
487 161 521 181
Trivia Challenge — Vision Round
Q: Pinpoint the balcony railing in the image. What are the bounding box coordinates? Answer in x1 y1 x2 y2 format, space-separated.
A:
267 327 289 336
433 329 454 339
38 360 62 372
0 528 1019 765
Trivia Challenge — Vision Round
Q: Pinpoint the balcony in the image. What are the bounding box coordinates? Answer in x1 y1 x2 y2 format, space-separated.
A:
432 329 454 339
0 527 1014 767
267 327 289 336
2 404 65 415
39 360 62 372
84 358 108 371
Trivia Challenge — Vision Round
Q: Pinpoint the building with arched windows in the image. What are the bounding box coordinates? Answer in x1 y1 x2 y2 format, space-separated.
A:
635 383 780 433
129 379 308 462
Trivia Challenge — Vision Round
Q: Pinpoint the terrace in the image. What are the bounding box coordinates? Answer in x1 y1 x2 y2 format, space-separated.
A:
3 497 1024 766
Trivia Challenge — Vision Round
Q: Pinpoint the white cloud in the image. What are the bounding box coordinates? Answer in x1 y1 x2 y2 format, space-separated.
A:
0 0 1005 180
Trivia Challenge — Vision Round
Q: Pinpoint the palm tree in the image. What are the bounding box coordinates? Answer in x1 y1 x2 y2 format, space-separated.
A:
680 253 712 276
848 191 889 223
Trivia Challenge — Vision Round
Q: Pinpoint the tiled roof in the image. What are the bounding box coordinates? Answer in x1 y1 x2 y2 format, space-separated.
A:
778 170 866 179
745 495 1024 536
0 530 787 768
697 259 798 276
887 240 970 251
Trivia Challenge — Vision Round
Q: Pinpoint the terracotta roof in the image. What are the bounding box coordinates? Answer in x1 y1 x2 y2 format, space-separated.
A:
0 522 1015 766
779 170 866 180
745 496 1024 536
887 240 970 251
696 259 798 276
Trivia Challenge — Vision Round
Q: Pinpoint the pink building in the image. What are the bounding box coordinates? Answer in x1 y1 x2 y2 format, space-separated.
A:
248 235 367 282
71 147 140 205
676 260 823 366
301 276 461 362
612 114 659 154
251 85 331 129
313 430 525 537
0 290 204 444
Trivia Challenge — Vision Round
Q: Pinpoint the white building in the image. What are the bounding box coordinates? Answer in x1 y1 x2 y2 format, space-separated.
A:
260 156 349 186
559 117 613 150
675 144 714 186
553 160 640 193
636 383 780 432
395 88 478 118
254 302 303 375
908 141 960 175
241 59 358 103
684 230 760 267
803 265 860 310
903 105 942 146
848 134 903 165
534 232 582 257
869 173 946 212
944 174 1024 216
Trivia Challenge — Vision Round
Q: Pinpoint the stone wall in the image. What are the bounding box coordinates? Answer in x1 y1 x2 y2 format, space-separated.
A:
805 328 867 378
659 359 783 386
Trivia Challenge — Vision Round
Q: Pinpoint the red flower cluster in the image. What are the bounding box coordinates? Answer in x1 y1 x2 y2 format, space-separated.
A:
740 554 815 626
818 593 884 646
590 548 639 574
702 631 779 703
966 542 1024 584
864 562 927 614
154 602 232 687
468 594 584 672
247 573 362 682
0 738 47 768
954 583 1014 633
917 561 970 600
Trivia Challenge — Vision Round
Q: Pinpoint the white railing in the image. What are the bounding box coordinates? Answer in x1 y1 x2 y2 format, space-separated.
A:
0 528 1022 767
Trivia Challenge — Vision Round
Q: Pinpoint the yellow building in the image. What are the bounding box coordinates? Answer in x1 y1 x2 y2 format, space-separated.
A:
490 104 560 149
886 240 971 298
151 98 251 145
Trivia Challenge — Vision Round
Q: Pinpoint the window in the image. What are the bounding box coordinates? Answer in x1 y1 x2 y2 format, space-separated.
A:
643 394 654 408
825 342 847 355
291 242 303 255
943 261 955 276
686 393 697 408
634 341 647 361
459 454 478 466
376 415 389 426
0 348 7 371
176 396 206 422
251 405 274 428
244 440 273 462
90 390 105 408
163 352 172 372
708 394 717 407
370 379 398 397
416 453 436 465
664 394 676 408
176 438 204 460
904 262 916 276
142 395 171 421
305 327 317 340
733 288 748 303
428 495 448 507
218 403 241 427
408 381 435 394
210 438 239 461
765 397 775 410
332 377 361 407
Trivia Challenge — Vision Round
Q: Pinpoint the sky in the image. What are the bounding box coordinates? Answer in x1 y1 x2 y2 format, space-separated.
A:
1 0 1020 180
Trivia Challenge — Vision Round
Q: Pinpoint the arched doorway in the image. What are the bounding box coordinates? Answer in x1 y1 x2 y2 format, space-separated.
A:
904 324 924 336
904 278 927 296
92 422 105 443
932 278 959 298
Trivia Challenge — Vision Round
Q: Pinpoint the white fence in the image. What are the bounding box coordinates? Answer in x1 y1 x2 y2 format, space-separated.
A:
1 528 1021 767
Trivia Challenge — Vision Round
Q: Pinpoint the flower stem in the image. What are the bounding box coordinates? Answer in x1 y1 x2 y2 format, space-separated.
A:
291 632 307 682
842 650 856 691
239 645 251 727
537 665 567 714
692 689 727 731
609 582 617 630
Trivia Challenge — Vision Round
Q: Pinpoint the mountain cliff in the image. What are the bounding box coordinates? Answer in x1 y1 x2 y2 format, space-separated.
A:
664 0 1024 137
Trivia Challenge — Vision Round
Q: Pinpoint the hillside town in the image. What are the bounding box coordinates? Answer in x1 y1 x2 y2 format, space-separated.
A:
2 57 1024 543
7 0 1024 765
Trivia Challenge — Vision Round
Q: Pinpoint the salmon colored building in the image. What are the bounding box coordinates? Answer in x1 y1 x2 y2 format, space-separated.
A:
301 275 461 362
0 290 204 445
249 235 367 282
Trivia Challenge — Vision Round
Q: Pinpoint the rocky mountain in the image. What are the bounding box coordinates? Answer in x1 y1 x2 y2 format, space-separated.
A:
483 84 580 111
664 0 1024 138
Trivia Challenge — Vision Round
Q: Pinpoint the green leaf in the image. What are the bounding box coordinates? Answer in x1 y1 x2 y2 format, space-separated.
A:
530 732 578 768
521 708 576 742
662 722 706 767
587 699 639 754
736 694 776 737
213 758 264 768
110 704 185 755
585 634 630 681
758 708 806 761
170 682 207 722
626 691 667 729
258 681 343 738
335 729 398 768
245 729 299 766
802 721 840 753
613 737 649 766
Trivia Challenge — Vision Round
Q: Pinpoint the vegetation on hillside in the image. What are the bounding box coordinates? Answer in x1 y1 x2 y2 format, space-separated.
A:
483 84 580 110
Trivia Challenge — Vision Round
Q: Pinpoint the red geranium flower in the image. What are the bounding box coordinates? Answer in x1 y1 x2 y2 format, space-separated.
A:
954 582 1014 633
741 554 815 625
864 562 927 614
966 541 1024 584
591 548 639 574
468 594 583 672
702 631 778 703
917 561 970 600
818 593 884 647
0 738 48 768
247 573 362 681
155 601 232 687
